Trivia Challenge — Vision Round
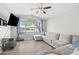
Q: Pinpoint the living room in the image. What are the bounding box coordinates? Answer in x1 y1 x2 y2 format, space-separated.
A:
0 3 79 55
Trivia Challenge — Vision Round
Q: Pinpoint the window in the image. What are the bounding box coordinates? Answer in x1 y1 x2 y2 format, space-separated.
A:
20 21 26 32
19 19 40 33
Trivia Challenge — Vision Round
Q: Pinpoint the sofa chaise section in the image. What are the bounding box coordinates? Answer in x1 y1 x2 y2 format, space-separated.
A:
52 34 79 55
52 44 75 55
52 34 72 48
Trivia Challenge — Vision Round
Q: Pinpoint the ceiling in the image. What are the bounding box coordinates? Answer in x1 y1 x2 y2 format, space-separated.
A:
1 3 79 19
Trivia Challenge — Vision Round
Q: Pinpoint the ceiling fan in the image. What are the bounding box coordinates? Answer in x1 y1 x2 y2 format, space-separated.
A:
31 3 52 14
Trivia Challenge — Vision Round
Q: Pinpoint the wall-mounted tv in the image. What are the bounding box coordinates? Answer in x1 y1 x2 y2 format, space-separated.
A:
8 13 19 26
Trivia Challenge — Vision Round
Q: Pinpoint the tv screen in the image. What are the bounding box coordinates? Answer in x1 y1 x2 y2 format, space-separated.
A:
8 13 19 26
0 18 1 25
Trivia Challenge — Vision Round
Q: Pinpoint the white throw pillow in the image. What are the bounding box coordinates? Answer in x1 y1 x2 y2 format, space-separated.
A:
72 35 79 44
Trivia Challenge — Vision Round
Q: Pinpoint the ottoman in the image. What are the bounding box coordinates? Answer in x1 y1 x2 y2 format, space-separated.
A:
34 35 43 41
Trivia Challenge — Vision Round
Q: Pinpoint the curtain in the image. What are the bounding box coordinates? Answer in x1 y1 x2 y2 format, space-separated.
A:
39 20 47 34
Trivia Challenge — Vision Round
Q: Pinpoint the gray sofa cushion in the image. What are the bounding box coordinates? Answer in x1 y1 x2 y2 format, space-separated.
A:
72 35 79 44
46 32 60 41
59 34 72 43
53 44 75 55
52 40 70 48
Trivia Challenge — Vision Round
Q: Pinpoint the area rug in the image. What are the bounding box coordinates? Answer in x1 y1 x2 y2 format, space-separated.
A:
34 50 49 55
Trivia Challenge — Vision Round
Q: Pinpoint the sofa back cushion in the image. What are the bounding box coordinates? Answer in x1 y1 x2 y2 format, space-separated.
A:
46 32 60 41
59 34 72 43
72 35 79 44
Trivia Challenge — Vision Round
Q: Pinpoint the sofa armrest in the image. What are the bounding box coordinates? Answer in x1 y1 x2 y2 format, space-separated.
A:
43 35 47 40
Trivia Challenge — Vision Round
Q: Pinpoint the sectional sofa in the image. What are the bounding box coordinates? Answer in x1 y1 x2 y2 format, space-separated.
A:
43 32 79 55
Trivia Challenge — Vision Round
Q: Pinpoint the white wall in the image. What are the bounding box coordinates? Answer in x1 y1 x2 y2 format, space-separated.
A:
0 26 11 38
0 4 10 21
10 26 17 39
0 4 17 40
0 26 17 39
0 4 11 39
47 7 79 34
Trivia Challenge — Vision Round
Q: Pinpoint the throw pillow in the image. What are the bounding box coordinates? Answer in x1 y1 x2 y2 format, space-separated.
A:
72 35 79 44
72 42 79 48
59 34 72 43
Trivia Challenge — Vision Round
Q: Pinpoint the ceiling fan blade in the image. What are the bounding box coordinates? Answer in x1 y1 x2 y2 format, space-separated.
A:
44 6 51 9
43 10 46 14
